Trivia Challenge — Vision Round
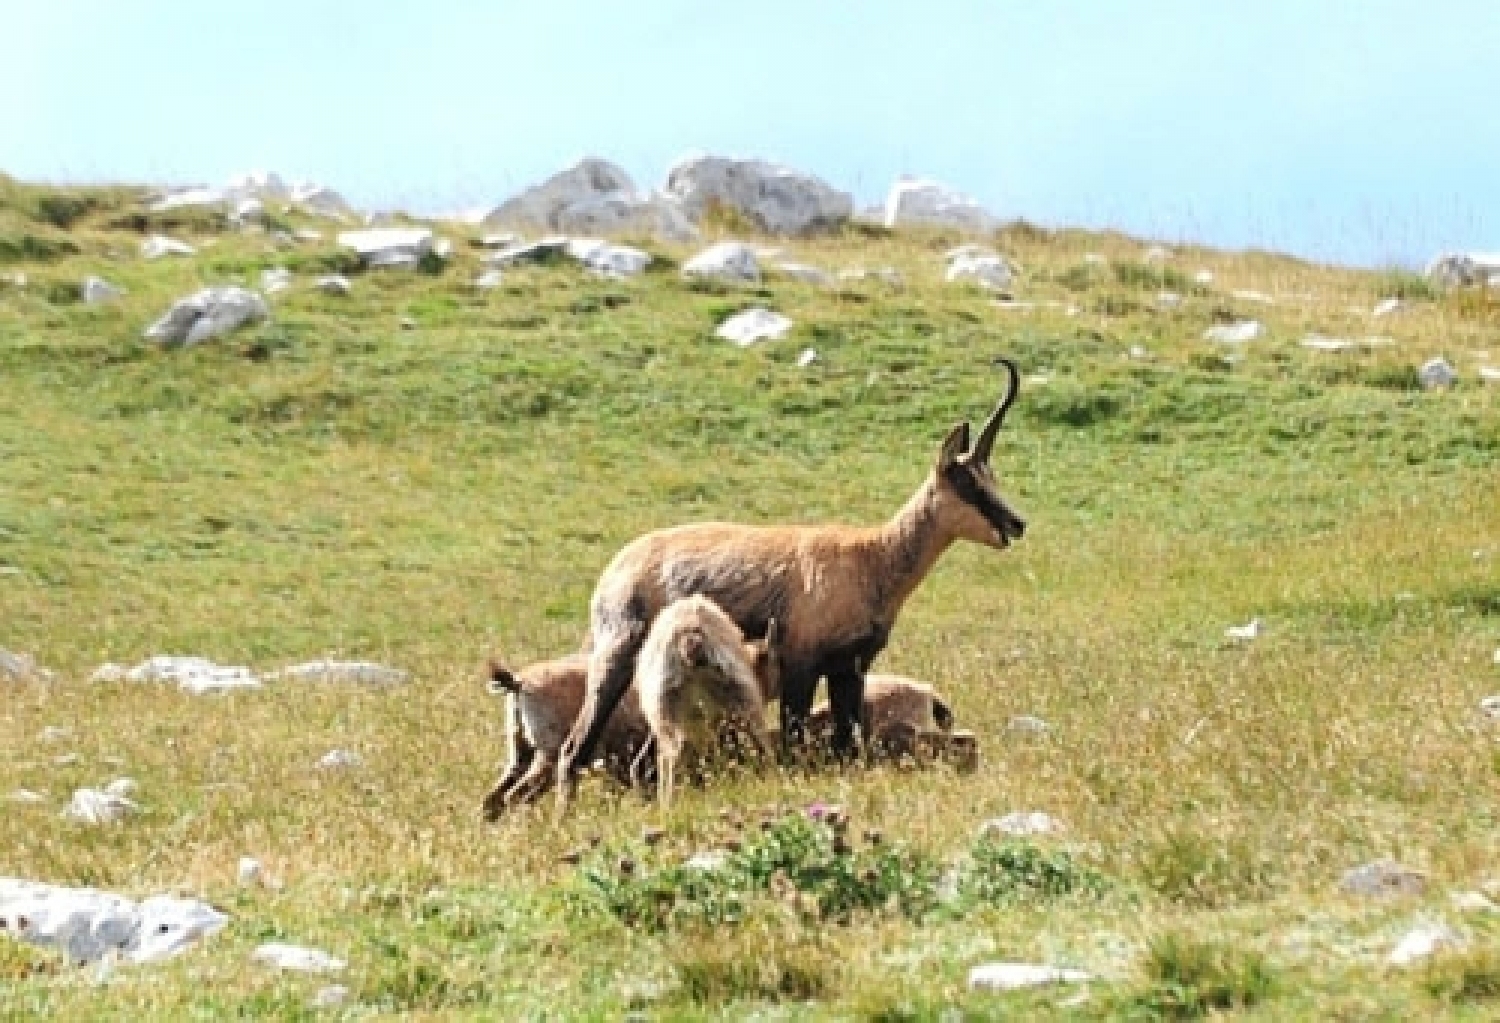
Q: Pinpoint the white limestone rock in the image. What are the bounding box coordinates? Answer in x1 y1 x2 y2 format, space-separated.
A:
797 348 818 368
1372 297 1402 317
312 985 351 1008
664 155 852 236
1144 245 1173 262
143 288 269 347
314 275 352 296
252 942 346 973
1007 715 1051 735
716 307 792 347
1204 320 1262 344
1389 921 1464 965
483 158 637 234
9 789 46 804
293 228 324 243
1427 252 1500 288
682 241 759 282
884 177 996 233
1 648 52 683
483 236 570 267
474 269 503 289
337 227 433 269
102 655 262 693
0 879 227 964
1479 366 1500 385
1479 695 1500 719
267 660 408 686
82 276 124 304
1224 618 1263 641
231 198 266 226
1340 859 1427 898
260 267 292 295
968 962 1092 992
1156 291 1182 309
288 183 352 220
317 749 362 771
1301 334 1395 353
555 191 698 242
1451 891 1498 913
980 812 1064 838
1193 269 1215 286
141 235 196 260
62 787 138 825
1419 357 1457 390
1230 289 1274 304
564 238 651 278
946 250 1014 290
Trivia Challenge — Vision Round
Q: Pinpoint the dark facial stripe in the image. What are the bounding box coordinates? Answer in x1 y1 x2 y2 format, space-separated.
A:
944 464 1021 536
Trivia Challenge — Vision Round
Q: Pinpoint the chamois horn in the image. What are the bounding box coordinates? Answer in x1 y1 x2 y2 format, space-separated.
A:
970 357 1020 463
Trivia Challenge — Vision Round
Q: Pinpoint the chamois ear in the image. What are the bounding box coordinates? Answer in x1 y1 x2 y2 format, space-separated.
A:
937 422 970 469
764 618 781 652
486 659 521 695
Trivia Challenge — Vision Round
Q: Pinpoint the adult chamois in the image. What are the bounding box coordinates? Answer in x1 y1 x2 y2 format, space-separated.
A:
556 359 1026 813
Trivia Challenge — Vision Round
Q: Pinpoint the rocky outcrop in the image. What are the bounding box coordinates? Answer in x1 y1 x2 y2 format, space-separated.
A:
142 289 269 347
664 156 852 236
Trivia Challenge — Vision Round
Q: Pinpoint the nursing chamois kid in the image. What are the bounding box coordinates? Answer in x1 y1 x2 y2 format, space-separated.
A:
633 596 780 808
556 359 1026 813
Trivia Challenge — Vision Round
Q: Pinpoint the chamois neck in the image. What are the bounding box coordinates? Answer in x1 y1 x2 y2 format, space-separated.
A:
870 475 954 614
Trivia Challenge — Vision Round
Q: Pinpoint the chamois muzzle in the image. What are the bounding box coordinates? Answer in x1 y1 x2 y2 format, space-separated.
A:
970 357 1020 464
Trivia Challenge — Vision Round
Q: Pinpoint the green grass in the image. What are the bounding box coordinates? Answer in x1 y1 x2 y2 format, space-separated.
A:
1 182 1498 1018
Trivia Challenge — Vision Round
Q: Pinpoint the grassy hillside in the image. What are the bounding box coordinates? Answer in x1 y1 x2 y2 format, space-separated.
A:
2 174 1498 1019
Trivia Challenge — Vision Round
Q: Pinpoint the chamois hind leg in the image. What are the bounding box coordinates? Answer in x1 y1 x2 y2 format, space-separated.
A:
482 701 535 820
506 751 558 808
824 662 867 762
556 623 645 816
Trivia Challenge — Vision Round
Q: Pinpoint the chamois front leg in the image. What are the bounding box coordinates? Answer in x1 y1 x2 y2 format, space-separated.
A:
825 661 867 762
556 626 644 816
777 668 818 762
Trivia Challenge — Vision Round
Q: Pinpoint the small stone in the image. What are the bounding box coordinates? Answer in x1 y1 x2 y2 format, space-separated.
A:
1388 921 1464 965
1007 715 1051 735
716 307 792 346
1372 297 1401 317
684 850 728 872
474 269 504 289
1082 253 1107 265
38 725 72 743
1230 289 1274 304
8 789 46 804
1224 618 1262 641
1479 695 1500 719
141 235 196 260
252 942 346 974
1156 291 1181 309
314 275 352 296
980 812 1064 838
399 317 416 331
1144 245 1173 262
237 857 264 886
796 348 818 368
311 985 349 1008
1450 891 1497 913
82 276 125 304
968 962 1092 992
1204 320 1262 344
1340 858 1427 898
316 749 361 771
267 660 407 686
103 778 137 799
1419 357 1457 390
1127 345 1151 360
62 787 138 825
1193 270 1215 286
682 240 760 282
144 289 269 347
260 267 292 295
293 228 323 243
946 250 1014 290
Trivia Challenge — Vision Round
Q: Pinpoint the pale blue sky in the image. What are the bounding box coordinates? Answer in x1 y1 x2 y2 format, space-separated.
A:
6 2 1499 266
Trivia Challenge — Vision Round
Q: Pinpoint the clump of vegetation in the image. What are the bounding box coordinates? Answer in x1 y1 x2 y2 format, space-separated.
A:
0 936 57 981
956 837 1112 907
1024 378 1125 428
1137 829 1280 908
670 921 837 1005
1113 259 1193 293
0 229 79 263
579 812 941 931
1423 946 1500 1003
1375 270 1439 302
1116 933 1278 1018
